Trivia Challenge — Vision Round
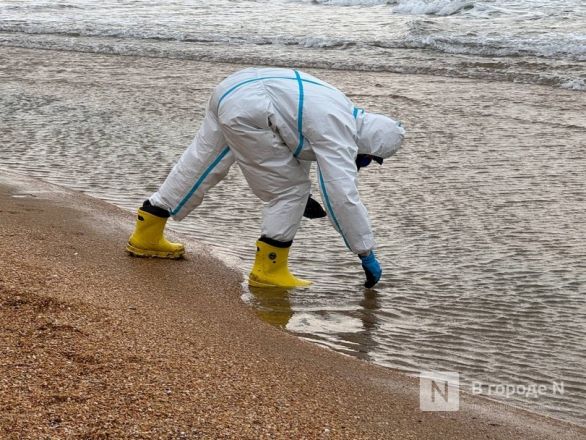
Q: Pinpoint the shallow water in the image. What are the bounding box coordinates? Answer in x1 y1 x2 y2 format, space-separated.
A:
1 47 585 425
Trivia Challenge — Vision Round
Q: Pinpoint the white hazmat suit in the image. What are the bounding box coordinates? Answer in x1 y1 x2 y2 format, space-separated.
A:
150 67 405 255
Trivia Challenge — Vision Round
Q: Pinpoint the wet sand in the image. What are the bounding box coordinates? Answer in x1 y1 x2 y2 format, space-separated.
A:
0 172 584 439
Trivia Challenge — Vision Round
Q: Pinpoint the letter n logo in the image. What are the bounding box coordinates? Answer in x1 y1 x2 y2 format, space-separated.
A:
420 371 460 411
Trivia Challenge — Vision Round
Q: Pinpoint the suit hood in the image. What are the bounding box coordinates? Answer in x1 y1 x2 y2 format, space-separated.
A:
355 112 405 159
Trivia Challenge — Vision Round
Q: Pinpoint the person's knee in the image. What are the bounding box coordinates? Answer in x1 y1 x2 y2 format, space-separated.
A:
280 179 311 203
296 179 311 201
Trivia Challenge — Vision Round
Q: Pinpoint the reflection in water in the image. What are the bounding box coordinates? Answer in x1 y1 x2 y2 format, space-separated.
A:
354 290 381 361
248 286 294 329
248 285 382 363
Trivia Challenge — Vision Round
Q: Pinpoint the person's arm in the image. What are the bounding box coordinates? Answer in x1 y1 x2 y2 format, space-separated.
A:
312 132 382 287
314 140 374 254
304 109 373 254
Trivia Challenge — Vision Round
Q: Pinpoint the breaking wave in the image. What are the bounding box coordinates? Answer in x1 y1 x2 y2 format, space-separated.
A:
393 0 475 16
1 31 584 91
300 0 392 5
1 20 583 62
298 0 476 14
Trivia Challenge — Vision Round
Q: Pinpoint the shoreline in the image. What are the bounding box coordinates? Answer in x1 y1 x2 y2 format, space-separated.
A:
1 171 584 438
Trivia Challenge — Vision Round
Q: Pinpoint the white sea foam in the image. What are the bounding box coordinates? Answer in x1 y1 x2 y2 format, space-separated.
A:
393 0 474 16
561 78 586 91
297 0 392 5
2 19 583 62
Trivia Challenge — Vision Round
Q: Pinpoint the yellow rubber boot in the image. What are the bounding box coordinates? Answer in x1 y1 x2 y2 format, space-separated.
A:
248 240 312 288
126 209 185 259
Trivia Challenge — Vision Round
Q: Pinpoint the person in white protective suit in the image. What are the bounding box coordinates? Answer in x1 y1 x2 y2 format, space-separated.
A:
126 67 405 288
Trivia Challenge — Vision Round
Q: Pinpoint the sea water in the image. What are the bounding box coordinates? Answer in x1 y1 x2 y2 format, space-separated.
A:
1 0 585 426
0 0 584 89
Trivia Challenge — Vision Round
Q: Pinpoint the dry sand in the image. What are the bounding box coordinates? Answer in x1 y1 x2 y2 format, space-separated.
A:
0 172 584 439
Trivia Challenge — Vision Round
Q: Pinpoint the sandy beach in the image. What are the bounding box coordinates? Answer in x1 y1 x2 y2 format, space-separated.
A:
0 171 584 439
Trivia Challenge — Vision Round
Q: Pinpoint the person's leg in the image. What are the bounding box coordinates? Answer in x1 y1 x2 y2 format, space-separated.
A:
127 109 234 258
150 110 235 221
220 108 312 287
222 124 310 242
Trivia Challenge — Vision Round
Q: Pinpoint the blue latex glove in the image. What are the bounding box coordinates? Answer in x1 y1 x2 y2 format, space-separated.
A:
359 251 382 288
